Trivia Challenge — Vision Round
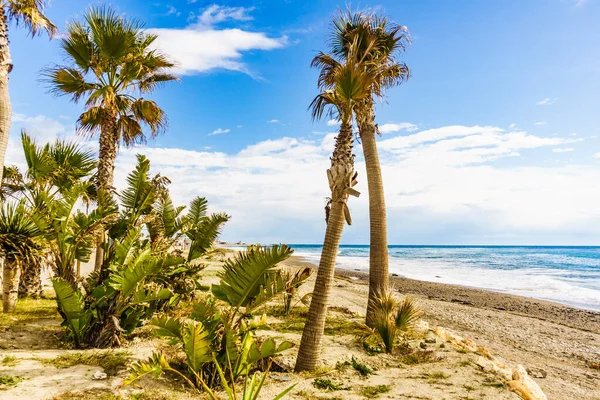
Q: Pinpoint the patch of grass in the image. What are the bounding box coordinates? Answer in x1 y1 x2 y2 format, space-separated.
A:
0 374 24 387
397 349 442 365
359 385 391 398
457 359 472 367
456 348 470 354
482 377 504 388
40 351 130 376
313 378 351 391
53 389 187 400
1 355 19 367
350 356 373 376
0 298 59 328
423 371 450 380
268 306 363 336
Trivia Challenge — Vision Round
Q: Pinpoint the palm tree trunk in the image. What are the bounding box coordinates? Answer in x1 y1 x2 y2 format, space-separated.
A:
357 100 389 327
2 258 21 312
295 200 346 371
295 122 357 372
18 258 42 298
94 111 118 272
0 7 13 185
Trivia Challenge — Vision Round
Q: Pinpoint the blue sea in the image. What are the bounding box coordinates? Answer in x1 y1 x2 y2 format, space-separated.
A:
288 245 600 311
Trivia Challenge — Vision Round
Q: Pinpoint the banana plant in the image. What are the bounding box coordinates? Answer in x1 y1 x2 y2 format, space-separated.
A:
126 245 311 393
51 155 230 348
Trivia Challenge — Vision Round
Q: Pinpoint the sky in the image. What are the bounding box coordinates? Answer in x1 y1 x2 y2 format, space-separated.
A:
5 0 600 245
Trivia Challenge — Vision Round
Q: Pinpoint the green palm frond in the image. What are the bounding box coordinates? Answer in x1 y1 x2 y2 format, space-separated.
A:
52 278 91 345
21 131 57 182
188 212 230 261
120 154 156 223
151 315 183 340
44 67 97 103
1 165 24 201
182 321 212 373
44 5 176 149
0 202 43 260
211 245 294 312
5 0 56 37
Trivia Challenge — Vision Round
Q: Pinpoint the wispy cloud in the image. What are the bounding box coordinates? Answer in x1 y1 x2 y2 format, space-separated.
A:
209 128 230 136
326 119 340 127
267 119 279 123
379 122 418 134
534 121 547 126
552 147 574 153
508 123 517 129
192 5 255 30
536 97 558 106
149 5 286 76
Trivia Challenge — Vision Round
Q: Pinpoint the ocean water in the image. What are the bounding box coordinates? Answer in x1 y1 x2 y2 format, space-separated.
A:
289 245 600 311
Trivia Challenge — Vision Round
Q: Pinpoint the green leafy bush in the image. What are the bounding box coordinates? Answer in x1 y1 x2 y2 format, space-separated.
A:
126 245 311 397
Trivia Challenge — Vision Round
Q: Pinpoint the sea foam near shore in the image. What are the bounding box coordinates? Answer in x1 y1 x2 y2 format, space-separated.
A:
291 245 600 311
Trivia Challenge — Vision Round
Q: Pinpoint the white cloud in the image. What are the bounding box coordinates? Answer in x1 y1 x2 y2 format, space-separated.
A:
552 148 574 153
8 115 600 244
508 123 516 129
534 121 547 126
236 125 243 128
193 5 254 29
267 119 279 123
326 119 340 127
569 132 578 136
148 5 286 76
209 128 230 136
378 122 418 134
536 97 558 105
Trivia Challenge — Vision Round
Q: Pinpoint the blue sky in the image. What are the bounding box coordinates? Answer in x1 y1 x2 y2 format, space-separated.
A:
5 0 600 244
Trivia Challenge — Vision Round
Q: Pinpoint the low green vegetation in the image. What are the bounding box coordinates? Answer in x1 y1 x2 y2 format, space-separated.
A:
359 384 391 398
125 245 308 399
0 297 59 328
422 371 450 380
359 291 422 354
53 389 190 400
348 356 373 376
397 349 442 366
313 378 351 391
1 355 19 367
0 374 24 387
40 351 130 376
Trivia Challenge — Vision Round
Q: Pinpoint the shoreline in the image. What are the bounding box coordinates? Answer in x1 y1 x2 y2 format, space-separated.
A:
287 255 600 335
285 254 600 399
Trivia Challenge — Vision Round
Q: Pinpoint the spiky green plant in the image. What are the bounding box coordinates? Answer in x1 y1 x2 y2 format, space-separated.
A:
126 245 311 392
359 290 421 353
0 202 43 312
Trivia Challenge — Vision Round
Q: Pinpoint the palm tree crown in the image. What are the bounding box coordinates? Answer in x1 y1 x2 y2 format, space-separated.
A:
45 6 177 148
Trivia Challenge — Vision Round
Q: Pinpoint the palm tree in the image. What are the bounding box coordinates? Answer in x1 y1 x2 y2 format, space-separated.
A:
0 202 42 312
329 11 410 326
294 58 366 372
45 6 177 270
0 0 56 184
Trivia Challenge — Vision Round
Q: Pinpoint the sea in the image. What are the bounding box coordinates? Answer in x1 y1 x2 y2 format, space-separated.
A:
287 245 600 311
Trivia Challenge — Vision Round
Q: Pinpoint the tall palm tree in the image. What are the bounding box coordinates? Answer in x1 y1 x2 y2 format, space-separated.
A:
0 0 56 184
294 58 366 372
0 202 42 312
329 11 410 326
45 6 177 271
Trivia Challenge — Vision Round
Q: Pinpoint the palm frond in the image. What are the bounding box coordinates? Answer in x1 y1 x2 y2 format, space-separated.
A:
182 320 212 372
187 212 230 262
6 0 57 37
211 245 294 311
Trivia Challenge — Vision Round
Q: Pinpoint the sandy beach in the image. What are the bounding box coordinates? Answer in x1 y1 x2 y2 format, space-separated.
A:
286 255 600 399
